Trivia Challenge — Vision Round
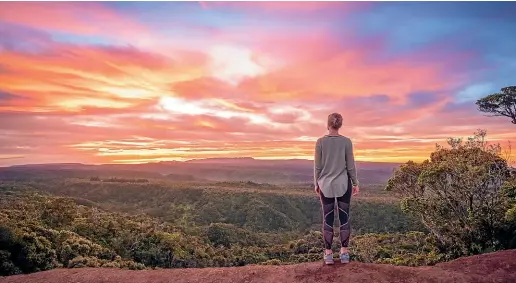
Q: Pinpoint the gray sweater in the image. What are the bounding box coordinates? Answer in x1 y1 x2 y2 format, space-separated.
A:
314 135 359 198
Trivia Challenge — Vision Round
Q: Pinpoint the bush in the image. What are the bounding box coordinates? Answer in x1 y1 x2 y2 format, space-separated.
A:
261 259 282 265
350 232 444 266
387 130 515 257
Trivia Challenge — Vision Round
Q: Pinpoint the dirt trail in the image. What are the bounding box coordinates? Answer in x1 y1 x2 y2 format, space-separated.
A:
2 249 515 283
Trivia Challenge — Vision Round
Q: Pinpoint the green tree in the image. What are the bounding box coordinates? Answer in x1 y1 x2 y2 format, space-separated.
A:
476 86 516 124
206 223 262 248
0 227 22 276
386 130 513 257
501 174 516 248
41 198 78 229
10 229 59 273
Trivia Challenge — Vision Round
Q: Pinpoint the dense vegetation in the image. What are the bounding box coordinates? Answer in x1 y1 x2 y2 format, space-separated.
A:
0 178 426 276
1 130 514 276
5 180 419 234
387 130 516 258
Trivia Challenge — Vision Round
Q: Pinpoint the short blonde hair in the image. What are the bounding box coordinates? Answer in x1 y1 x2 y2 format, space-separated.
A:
328 113 343 130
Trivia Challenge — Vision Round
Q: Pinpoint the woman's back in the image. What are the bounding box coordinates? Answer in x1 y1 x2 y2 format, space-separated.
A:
314 134 358 198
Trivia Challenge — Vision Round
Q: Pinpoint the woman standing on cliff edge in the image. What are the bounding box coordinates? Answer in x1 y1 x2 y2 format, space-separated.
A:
314 112 360 265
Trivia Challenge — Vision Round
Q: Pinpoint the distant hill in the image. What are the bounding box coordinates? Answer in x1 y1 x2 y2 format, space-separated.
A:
0 167 163 181
0 158 401 185
3 249 515 283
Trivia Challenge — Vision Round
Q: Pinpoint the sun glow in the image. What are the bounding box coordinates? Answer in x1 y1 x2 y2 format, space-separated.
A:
158 96 273 125
158 96 208 115
208 45 266 85
93 86 159 99
55 97 133 110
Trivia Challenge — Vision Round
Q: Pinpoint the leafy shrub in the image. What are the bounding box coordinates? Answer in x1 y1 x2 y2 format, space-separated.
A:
387 130 515 257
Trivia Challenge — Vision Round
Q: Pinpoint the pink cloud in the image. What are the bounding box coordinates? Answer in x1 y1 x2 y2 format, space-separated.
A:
203 1 369 14
0 2 149 41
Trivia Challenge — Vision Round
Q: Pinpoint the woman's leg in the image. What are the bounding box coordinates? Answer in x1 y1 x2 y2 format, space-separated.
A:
319 191 336 252
337 182 352 251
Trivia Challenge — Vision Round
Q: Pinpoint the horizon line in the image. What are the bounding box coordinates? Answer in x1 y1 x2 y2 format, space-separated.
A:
2 157 406 168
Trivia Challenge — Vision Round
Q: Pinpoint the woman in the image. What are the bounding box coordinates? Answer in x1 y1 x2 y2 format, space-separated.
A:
314 112 360 265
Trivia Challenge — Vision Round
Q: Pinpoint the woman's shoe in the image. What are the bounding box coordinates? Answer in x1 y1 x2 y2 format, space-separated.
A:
324 253 334 265
340 252 350 264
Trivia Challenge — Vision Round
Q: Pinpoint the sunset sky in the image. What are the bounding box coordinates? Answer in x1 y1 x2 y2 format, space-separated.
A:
1 1 515 166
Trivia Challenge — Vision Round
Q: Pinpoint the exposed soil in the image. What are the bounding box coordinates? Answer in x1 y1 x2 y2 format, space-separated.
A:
2 249 515 283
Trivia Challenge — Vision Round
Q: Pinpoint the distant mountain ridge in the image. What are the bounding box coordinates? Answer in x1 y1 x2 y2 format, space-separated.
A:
7 157 401 169
1 158 402 185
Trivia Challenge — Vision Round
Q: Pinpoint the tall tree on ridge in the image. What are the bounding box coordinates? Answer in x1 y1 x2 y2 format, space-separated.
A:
476 86 516 124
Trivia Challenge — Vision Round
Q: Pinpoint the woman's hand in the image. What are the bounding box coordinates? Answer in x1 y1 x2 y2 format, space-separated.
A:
352 186 360 196
314 185 320 194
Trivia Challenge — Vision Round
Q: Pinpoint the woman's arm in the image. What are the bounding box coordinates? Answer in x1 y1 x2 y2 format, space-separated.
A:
314 138 322 188
345 139 359 187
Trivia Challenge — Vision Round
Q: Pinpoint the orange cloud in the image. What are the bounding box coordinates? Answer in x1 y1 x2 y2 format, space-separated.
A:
0 44 208 113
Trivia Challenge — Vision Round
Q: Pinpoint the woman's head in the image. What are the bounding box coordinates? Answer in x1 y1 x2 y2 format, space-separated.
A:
327 113 343 131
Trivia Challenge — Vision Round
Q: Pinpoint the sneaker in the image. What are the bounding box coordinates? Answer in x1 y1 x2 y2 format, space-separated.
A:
324 253 334 265
340 252 350 264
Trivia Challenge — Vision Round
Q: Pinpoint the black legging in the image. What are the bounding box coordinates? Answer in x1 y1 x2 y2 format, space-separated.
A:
319 179 352 250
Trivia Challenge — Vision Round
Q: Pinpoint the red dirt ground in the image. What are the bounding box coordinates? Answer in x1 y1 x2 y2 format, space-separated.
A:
2 249 515 283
